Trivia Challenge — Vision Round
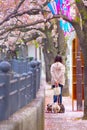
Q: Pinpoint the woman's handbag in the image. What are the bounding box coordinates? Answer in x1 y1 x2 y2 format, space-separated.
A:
53 85 61 95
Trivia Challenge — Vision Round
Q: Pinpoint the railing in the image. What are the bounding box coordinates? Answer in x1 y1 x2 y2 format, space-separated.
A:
0 59 41 121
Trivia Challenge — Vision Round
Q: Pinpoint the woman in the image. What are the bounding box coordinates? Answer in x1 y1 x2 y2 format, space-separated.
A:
50 55 65 104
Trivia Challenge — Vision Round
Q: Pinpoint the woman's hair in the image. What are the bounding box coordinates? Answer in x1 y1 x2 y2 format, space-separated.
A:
54 55 62 63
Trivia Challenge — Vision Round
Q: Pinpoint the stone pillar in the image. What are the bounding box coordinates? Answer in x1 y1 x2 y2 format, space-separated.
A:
0 61 11 120
29 60 37 99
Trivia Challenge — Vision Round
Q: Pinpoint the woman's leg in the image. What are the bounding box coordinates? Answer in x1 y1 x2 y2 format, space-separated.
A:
57 95 60 104
52 85 57 103
59 84 63 104
53 95 57 103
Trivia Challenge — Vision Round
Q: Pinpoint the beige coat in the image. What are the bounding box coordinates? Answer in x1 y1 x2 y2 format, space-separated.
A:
50 62 65 85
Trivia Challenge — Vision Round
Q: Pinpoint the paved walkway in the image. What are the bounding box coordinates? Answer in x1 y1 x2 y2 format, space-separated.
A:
44 81 87 130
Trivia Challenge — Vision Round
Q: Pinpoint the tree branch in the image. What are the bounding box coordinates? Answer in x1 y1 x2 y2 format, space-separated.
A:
0 0 25 25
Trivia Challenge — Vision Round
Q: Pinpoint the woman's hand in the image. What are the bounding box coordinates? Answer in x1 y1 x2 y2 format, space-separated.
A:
55 81 58 86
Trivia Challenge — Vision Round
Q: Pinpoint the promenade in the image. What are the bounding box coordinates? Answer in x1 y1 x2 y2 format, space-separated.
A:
44 81 87 130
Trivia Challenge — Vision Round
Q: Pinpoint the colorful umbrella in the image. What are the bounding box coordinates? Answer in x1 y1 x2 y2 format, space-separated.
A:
48 1 57 15
60 19 73 32
47 0 73 36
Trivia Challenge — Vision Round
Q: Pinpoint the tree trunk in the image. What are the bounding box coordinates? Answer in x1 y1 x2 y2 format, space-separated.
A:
77 30 87 118
42 48 52 82
82 47 87 118
42 39 55 82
